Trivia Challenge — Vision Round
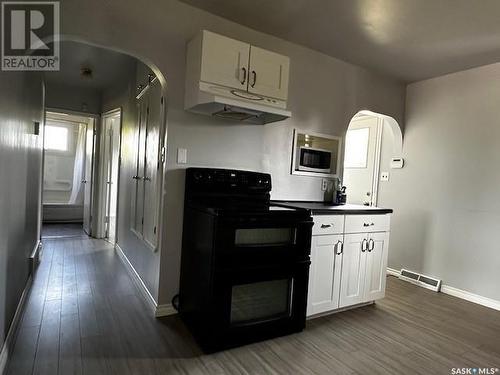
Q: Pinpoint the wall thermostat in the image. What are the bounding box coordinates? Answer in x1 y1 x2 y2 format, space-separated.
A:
391 157 404 169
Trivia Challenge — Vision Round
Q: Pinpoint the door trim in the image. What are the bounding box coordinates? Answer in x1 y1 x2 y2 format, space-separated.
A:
98 108 123 242
371 117 384 207
41 107 99 236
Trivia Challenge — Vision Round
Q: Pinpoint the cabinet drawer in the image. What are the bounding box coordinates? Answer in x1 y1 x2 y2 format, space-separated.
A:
344 214 390 233
312 215 344 235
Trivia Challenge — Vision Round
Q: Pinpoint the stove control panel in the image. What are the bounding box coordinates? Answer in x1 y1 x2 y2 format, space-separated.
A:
186 167 271 193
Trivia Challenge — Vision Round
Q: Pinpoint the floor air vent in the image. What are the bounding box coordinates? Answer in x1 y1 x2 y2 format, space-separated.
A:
398 269 442 292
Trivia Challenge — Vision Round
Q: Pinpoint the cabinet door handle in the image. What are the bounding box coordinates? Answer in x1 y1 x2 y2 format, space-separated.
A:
361 239 368 252
240 67 247 85
368 239 375 252
320 224 332 229
363 222 375 227
335 240 344 255
132 176 142 180
251 70 257 87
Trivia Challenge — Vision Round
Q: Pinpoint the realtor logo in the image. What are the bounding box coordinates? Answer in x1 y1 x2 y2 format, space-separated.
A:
1 1 60 71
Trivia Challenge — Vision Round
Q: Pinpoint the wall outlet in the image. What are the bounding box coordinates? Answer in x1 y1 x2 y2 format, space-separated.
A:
321 179 328 191
177 148 187 164
381 172 390 182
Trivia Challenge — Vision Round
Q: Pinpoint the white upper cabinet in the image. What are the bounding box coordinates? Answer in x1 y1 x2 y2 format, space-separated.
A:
200 31 250 91
248 46 290 100
193 30 290 100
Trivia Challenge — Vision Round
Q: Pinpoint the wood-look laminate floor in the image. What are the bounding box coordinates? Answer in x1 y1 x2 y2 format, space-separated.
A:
7 237 500 375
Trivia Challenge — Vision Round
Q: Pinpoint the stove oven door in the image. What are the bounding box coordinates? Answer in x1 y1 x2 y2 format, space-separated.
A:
207 261 310 351
215 216 313 266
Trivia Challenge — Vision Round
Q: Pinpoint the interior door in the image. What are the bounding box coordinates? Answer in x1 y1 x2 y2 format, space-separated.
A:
142 81 161 248
339 233 367 308
248 46 289 100
82 119 95 235
307 234 343 316
343 116 379 206
200 30 250 90
364 232 389 301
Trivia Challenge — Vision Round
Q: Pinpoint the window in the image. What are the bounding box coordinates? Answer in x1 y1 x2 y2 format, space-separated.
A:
44 125 69 151
344 127 370 168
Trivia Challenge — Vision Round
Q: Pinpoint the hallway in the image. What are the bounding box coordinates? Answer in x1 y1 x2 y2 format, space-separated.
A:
6 238 500 375
6 238 199 375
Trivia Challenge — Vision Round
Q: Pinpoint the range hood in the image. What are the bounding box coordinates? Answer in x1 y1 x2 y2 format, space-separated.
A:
185 82 292 125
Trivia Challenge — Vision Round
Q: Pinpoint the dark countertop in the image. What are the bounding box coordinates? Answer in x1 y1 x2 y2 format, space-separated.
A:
272 201 393 215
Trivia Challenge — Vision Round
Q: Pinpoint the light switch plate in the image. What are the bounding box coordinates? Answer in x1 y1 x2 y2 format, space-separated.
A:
177 148 187 164
381 172 390 182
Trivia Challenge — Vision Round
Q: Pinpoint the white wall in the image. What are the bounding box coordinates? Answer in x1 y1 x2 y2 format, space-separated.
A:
378 62 500 301
60 0 406 305
0 71 44 354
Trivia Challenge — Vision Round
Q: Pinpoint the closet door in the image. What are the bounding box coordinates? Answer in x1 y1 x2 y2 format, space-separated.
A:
131 97 148 236
142 81 162 248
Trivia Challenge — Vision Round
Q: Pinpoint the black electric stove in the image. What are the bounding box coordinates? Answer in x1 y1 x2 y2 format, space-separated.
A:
179 167 313 352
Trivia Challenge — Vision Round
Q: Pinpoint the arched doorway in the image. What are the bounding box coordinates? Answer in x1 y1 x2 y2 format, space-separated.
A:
40 39 168 251
342 110 403 206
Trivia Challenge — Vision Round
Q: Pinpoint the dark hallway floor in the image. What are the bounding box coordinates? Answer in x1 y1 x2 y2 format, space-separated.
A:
6 237 500 375
41 223 86 239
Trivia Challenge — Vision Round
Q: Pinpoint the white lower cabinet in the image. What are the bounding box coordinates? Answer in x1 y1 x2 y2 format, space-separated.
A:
339 233 367 308
307 214 390 317
364 231 390 301
307 234 343 315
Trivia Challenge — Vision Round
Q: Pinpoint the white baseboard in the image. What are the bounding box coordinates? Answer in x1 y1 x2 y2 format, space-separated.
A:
155 304 177 317
114 244 179 317
440 285 500 312
387 267 500 312
29 240 42 275
115 244 158 315
386 267 400 277
0 276 33 375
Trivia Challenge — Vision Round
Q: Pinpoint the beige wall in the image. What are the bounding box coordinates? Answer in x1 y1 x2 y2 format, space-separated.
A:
0 71 44 351
378 62 500 301
60 0 406 305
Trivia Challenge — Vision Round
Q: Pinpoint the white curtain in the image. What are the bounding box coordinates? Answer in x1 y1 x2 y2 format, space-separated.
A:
68 124 86 204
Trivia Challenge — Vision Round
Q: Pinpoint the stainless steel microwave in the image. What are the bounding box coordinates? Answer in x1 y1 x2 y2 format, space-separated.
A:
296 146 332 173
